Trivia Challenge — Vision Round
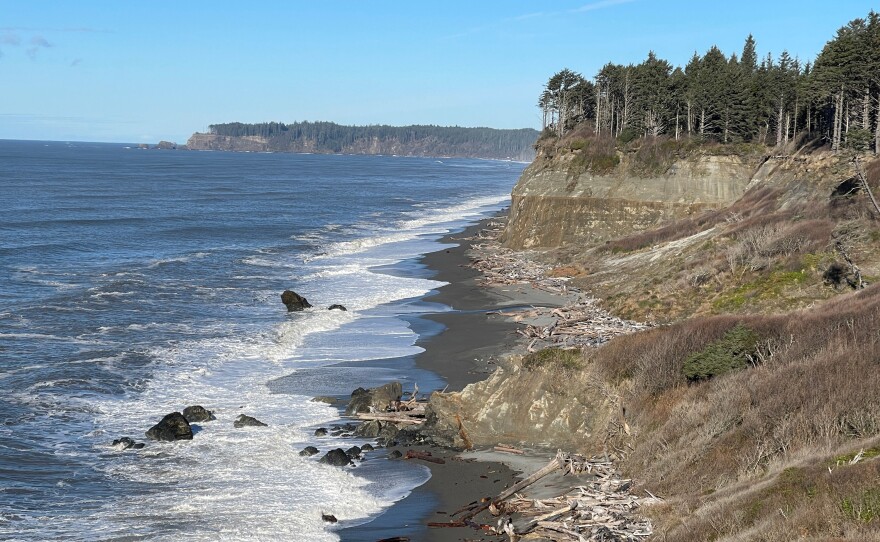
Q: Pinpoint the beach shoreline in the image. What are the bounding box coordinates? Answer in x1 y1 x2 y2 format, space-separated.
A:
338 215 571 542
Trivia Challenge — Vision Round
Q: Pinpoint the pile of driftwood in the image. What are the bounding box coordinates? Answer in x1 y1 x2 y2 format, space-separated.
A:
461 219 571 293
511 301 651 349
432 450 654 541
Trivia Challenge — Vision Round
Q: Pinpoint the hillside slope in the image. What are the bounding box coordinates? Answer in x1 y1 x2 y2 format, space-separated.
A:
431 132 880 539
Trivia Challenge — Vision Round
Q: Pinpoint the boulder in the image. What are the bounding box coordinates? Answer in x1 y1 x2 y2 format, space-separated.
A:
182 405 216 423
233 414 267 428
387 450 403 459
327 304 347 311
311 396 338 405
111 437 145 450
314 427 328 437
378 423 400 440
319 448 352 466
299 446 319 457
321 513 338 523
145 412 193 441
281 290 312 312
360 443 374 452
345 446 362 459
354 420 382 438
345 381 403 415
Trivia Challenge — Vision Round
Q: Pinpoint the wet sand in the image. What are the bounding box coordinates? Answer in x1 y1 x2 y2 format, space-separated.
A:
339 217 569 542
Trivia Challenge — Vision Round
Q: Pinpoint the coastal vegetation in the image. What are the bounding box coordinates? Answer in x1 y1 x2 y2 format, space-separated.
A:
188 121 539 160
539 10 880 155
460 9 880 539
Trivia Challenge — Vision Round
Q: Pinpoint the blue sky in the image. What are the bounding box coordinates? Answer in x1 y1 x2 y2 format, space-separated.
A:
1 1 877 143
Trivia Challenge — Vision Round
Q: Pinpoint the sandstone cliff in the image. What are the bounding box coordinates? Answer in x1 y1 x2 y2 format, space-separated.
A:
503 142 763 248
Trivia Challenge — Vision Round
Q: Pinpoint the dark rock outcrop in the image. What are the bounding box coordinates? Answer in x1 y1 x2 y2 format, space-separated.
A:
311 396 338 405
360 443 374 452
327 304 347 311
145 412 193 441
345 446 362 459
387 450 403 459
233 414 267 428
299 446 319 457
314 427 328 437
321 513 338 523
345 381 403 415
182 405 216 423
354 420 382 438
281 290 312 312
319 448 352 466
112 437 145 450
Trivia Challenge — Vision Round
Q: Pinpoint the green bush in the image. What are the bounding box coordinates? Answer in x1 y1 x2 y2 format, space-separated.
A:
683 324 758 381
570 138 587 151
617 127 639 144
845 128 873 152
522 348 584 371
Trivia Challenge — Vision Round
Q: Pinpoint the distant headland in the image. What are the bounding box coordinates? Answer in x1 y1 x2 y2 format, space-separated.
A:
170 121 539 161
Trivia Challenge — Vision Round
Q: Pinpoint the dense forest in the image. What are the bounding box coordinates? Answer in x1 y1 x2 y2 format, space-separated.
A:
199 121 539 160
539 10 880 152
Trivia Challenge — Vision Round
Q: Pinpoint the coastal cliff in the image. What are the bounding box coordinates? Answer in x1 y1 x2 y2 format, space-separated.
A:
186 122 539 160
503 137 763 248
419 133 880 540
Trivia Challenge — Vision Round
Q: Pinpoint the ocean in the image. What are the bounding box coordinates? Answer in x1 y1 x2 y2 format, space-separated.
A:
0 140 525 540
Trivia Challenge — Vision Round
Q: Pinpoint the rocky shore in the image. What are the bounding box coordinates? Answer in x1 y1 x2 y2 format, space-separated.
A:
337 216 653 541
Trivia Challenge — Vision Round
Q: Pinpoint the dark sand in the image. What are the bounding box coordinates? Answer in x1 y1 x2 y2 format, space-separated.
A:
339 217 569 542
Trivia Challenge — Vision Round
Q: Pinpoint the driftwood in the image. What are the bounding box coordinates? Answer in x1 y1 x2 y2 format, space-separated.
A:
434 450 655 540
855 156 880 217
494 445 525 455
404 450 446 464
354 413 424 425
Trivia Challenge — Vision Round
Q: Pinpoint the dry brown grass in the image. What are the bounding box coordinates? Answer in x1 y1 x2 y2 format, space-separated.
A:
587 284 880 539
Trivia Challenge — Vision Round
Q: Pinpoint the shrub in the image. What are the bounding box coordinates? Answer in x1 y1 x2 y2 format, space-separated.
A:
682 324 758 381
522 348 584 371
569 138 587 151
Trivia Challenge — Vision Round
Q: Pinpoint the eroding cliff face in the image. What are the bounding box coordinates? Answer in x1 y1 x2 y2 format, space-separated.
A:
422 360 618 452
503 149 760 248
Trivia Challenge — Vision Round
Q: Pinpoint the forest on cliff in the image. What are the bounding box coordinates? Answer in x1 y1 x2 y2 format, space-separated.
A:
539 10 880 153
198 121 539 160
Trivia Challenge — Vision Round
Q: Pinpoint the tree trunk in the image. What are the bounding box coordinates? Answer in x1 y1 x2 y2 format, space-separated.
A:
687 100 692 135
784 113 791 146
833 89 843 152
675 109 680 140
700 109 706 136
863 87 871 130
776 99 784 147
875 91 880 153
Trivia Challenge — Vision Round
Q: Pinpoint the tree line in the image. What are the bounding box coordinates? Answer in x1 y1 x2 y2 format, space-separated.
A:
206 121 539 159
540 10 880 152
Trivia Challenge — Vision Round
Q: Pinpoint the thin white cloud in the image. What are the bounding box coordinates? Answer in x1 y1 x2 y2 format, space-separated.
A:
571 0 636 13
25 35 52 60
1 31 21 46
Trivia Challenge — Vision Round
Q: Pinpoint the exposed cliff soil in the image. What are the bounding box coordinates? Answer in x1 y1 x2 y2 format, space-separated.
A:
423 136 880 539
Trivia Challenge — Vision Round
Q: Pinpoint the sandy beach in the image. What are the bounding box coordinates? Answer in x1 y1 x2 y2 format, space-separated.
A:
338 216 571 542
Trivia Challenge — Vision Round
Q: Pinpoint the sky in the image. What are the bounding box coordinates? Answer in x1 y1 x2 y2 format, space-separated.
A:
1 0 877 143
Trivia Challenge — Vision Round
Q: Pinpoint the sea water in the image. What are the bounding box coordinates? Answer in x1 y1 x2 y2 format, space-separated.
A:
0 140 525 540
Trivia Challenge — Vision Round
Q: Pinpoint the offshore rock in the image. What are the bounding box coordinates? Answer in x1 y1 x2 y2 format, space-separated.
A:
345 381 403 415
182 405 216 423
233 414 268 428
345 446 362 460
327 304 347 311
319 448 352 467
299 446 319 457
145 412 193 441
281 290 312 312
111 437 145 450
